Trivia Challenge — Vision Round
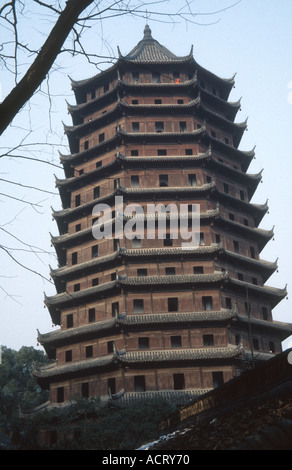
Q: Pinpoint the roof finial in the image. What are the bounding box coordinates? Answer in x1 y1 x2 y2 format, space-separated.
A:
144 10 152 41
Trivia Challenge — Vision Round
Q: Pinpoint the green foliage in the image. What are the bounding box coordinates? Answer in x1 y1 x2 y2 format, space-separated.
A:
29 398 176 450
0 346 50 436
0 346 177 450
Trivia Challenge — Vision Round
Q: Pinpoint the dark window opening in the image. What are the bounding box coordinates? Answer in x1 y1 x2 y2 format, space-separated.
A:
171 336 182 348
86 346 93 358
65 350 72 362
92 245 98 258
112 302 119 317
131 175 140 187
93 186 100 199
159 174 168 187
168 297 178 312
72 252 78 265
262 307 268 321
164 233 173 247
202 296 213 311
137 268 147 276
133 72 139 83
66 314 73 328
173 373 185 390
188 174 197 186
180 121 187 132
233 240 239 254
165 267 176 275
132 237 141 248
133 299 144 313
74 283 80 292
157 149 167 156
212 372 224 388
226 297 232 309
89 308 95 323
193 266 204 274
134 375 146 392
57 387 64 403
155 122 164 133
250 246 256 259
132 122 140 132
108 378 116 395
152 72 161 83
75 194 81 207
99 133 105 143
138 337 149 350
203 334 214 347
81 382 89 398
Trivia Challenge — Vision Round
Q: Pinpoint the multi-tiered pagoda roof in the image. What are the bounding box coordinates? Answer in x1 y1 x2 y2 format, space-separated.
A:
36 25 290 418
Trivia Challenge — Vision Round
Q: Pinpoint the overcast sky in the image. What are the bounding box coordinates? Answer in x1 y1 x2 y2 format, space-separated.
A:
0 0 291 352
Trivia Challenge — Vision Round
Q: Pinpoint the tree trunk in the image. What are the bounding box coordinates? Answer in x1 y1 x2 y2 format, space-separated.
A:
0 0 93 136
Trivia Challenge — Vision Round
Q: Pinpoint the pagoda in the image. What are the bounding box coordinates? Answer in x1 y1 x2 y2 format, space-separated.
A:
36 25 290 408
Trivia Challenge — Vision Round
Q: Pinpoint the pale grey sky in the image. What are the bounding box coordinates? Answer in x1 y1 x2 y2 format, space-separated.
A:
0 0 291 351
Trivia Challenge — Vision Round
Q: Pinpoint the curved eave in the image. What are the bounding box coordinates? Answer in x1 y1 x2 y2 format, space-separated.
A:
210 159 262 199
227 278 287 309
50 243 222 289
51 183 268 230
204 135 255 172
45 273 228 324
70 62 119 103
219 249 278 283
213 188 268 226
214 215 274 251
59 128 255 171
235 314 292 341
56 150 211 196
52 183 214 224
68 76 198 117
50 243 278 289
120 76 197 90
195 61 235 101
60 133 121 170
67 87 119 124
34 344 239 388
38 309 236 354
52 208 217 248
118 345 240 366
34 354 116 387
56 152 262 205
64 97 206 146
200 87 241 121
195 99 247 148
38 318 117 352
